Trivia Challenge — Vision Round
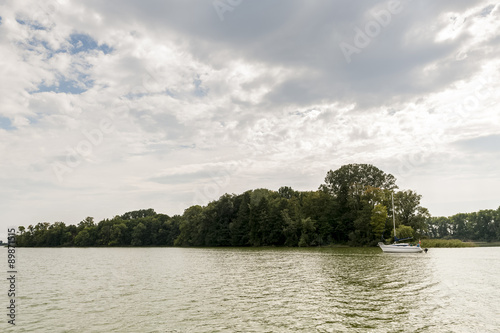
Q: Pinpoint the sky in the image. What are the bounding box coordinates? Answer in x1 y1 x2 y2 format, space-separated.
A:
0 0 499 240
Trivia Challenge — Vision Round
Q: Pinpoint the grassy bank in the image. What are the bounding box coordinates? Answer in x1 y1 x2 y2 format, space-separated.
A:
473 242 500 247
420 239 475 248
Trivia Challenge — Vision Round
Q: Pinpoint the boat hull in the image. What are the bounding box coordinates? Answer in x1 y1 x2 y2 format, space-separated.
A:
378 242 423 253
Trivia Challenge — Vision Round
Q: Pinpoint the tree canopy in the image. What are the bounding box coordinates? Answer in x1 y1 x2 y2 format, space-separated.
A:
14 164 499 247
320 163 398 197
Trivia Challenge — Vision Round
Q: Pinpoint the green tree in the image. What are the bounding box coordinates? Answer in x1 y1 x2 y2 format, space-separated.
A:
74 229 92 246
394 190 430 235
46 222 67 246
496 207 500 241
163 215 181 246
300 191 333 245
249 196 270 246
229 192 251 246
278 186 298 199
320 164 398 197
449 213 470 240
392 225 415 240
264 195 287 245
298 217 316 247
131 222 146 246
121 208 156 220
320 164 398 242
175 206 204 246
371 204 387 240
33 222 50 246
282 209 300 246
78 217 95 230
202 194 235 246
108 222 128 246
97 219 113 246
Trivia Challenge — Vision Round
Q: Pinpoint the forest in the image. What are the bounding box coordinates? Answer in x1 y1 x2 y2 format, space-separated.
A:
15 164 500 247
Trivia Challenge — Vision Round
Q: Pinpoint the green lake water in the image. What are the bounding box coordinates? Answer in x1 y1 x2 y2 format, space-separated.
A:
2 247 499 332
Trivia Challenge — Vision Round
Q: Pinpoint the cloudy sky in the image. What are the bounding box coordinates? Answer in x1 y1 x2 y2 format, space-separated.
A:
1 0 499 238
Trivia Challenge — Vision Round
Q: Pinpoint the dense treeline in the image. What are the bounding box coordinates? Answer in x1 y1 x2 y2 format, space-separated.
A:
425 209 500 242
15 164 500 247
16 209 180 247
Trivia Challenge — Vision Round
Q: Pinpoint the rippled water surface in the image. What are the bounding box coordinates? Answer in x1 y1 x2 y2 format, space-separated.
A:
3 247 500 332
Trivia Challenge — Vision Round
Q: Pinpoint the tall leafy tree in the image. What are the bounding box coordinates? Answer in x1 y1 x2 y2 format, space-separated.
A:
278 186 298 199
298 217 316 247
320 164 398 197
282 209 300 246
320 164 398 242
131 222 147 246
249 196 270 246
175 205 205 246
394 190 430 236
229 192 251 246
300 191 334 245
371 204 387 240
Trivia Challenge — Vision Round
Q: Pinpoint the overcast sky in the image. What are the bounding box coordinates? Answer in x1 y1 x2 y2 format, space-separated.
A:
1 0 499 239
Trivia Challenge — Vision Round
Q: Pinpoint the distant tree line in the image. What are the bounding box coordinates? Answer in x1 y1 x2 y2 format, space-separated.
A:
15 164 500 247
425 209 500 242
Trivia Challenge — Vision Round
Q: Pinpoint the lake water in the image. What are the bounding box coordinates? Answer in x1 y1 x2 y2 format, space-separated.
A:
2 247 500 332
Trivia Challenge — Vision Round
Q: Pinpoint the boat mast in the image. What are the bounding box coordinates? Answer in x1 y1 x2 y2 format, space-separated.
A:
392 192 396 239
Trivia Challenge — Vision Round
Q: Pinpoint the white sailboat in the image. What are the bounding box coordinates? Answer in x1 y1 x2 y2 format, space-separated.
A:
378 193 425 253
